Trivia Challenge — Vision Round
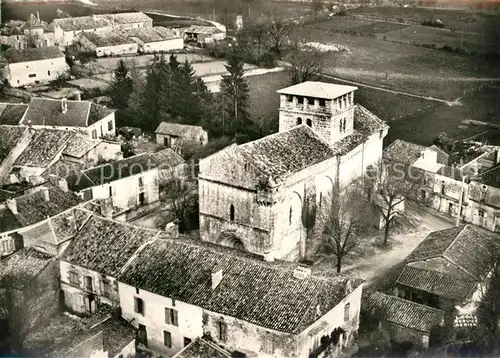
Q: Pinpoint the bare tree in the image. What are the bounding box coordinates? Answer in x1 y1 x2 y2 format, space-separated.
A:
246 21 268 56
286 39 323 85
160 177 198 233
321 184 373 273
366 162 427 246
0 273 45 354
266 15 292 55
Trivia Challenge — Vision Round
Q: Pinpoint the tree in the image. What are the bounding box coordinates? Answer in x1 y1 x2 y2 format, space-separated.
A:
219 46 251 136
160 178 198 233
109 60 133 110
286 39 323 85
266 15 292 55
311 0 324 19
321 185 373 273
367 162 427 246
0 273 46 355
142 55 170 131
127 61 146 121
247 21 268 56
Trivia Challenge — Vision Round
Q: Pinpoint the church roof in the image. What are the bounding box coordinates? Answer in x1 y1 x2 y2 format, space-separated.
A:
277 81 357 99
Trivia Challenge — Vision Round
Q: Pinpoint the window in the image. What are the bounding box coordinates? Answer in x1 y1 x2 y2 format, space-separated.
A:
319 98 326 107
138 177 144 188
217 320 227 342
230 205 235 221
108 120 113 131
28 73 36 78
441 181 445 195
165 308 178 326
134 297 145 315
289 206 293 225
102 281 111 297
69 272 79 286
184 337 192 347
479 210 485 218
83 189 93 200
85 276 93 291
263 335 274 354
47 70 51 76
318 192 322 209
164 136 172 148
344 302 350 321
163 331 172 347
286 95 293 102
109 186 113 197
306 118 312 127
297 117 302 125
91 129 98 139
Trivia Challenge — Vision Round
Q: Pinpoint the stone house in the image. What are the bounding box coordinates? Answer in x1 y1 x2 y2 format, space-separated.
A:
96 12 153 30
1 46 68 87
124 26 184 54
59 215 160 316
52 15 113 47
0 14 55 49
364 291 445 348
198 81 388 262
19 97 116 139
65 152 161 213
0 183 82 257
394 225 500 315
117 238 363 357
77 31 138 57
467 165 500 232
149 148 187 185
183 26 226 44
155 122 208 150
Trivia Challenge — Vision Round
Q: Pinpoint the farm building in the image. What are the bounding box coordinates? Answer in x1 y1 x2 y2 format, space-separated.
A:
0 13 56 49
124 26 184 53
78 31 138 57
52 15 113 47
183 25 226 44
1 46 68 87
97 12 153 30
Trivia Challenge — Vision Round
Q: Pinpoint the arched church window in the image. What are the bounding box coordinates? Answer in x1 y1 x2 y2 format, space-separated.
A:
289 206 293 225
297 117 302 125
230 205 235 221
306 118 312 127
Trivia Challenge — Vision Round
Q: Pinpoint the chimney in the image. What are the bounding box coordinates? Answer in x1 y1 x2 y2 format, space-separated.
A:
293 266 311 279
42 187 50 202
37 11 40 21
57 178 68 192
345 279 353 295
61 98 68 114
66 215 78 231
164 220 179 239
75 92 81 101
211 268 223 290
420 151 425 159
263 252 274 262
6 199 18 215
99 197 113 218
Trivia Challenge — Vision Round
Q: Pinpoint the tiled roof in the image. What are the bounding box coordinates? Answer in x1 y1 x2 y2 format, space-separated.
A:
81 31 135 47
277 81 357 99
173 338 231 358
125 26 181 43
97 12 152 24
149 148 186 168
61 215 160 277
22 207 93 245
0 103 28 125
42 160 84 180
331 130 367 157
21 98 112 127
66 152 159 191
238 125 336 183
119 238 363 334
4 46 64 63
185 25 223 35
397 225 500 300
63 134 101 158
25 13 43 29
0 206 21 233
53 16 111 32
353 104 387 136
429 145 450 165
0 247 53 278
383 139 428 166
14 129 75 167
155 121 206 138
0 125 27 163
90 317 136 357
364 292 444 333
12 185 82 227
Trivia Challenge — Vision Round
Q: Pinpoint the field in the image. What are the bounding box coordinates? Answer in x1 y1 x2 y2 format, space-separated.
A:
307 17 408 35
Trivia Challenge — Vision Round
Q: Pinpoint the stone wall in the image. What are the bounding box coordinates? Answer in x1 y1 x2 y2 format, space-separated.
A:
387 324 429 348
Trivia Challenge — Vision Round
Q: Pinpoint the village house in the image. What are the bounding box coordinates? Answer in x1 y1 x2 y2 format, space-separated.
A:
117 238 363 357
52 15 113 47
151 148 187 184
59 215 160 316
183 25 226 44
64 152 161 213
0 14 55 49
77 31 138 57
124 26 184 53
155 122 208 150
19 97 116 138
364 291 445 348
173 338 231 358
394 225 500 314
96 12 153 30
0 182 82 256
198 81 388 262
1 46 68 87
467 165 500 232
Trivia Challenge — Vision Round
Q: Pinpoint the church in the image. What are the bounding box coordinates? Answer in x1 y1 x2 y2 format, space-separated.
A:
198 81 389 261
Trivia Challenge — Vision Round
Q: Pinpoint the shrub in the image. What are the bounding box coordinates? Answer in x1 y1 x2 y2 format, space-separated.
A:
257 52 278 68
441 45 453 52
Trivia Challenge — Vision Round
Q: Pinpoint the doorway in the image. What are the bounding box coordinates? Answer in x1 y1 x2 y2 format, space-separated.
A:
85 294 96 313
137 324 148 347
138 192 145 206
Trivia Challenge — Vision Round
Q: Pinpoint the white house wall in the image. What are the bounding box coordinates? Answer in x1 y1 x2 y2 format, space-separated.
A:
6 57 69 87
95 43 138 57
140 38 184 53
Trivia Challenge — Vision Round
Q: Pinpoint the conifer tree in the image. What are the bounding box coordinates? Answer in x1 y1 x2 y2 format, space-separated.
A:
142 55 170 131
109 60 133 110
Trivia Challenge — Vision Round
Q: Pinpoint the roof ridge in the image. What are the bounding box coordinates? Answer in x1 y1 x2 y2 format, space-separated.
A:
372 291 445 313
88 214 162 233
442 226 474 276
